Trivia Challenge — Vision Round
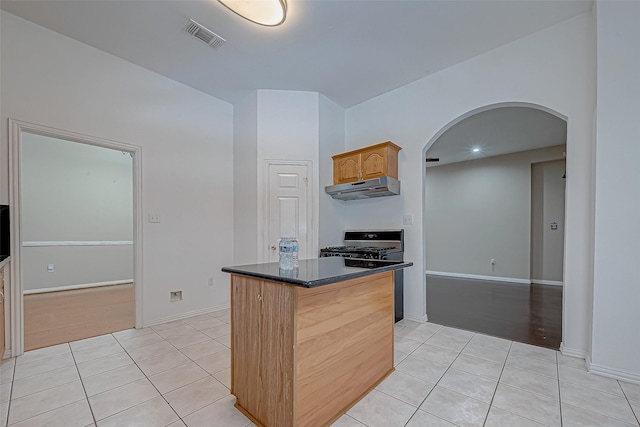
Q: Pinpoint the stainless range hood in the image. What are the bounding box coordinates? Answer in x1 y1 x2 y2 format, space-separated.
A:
325 176 401 201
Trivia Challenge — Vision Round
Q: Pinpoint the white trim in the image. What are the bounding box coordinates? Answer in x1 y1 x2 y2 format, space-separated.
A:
404 313 428 323
560 342 587 359
530 279 563 286
8 119 144 356
144 304 230 328
23 280 133 295
588 361 640 385
426 270 531 284
23 241 133 247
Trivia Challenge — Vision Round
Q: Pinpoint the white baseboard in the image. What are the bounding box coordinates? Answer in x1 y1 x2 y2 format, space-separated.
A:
404 314 428 323
560 342 587 359
588 361 640 385
23 240 133 247
426 270 530 285
531 279 563 286
2 346 13 359
144 304 229 328
24 279 133 295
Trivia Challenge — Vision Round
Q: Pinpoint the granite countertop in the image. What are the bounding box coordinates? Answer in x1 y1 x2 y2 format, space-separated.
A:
222 257 413 288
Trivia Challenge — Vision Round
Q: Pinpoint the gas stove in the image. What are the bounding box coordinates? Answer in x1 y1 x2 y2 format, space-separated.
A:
319 246 400 259
320 230 405 322
319 231 404 260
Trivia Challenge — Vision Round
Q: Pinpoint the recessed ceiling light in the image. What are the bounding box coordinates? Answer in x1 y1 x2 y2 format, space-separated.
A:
472 147 481 153
218 0 287 27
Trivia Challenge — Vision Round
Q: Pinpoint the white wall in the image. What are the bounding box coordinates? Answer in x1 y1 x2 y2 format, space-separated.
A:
21 133 133 290
318 95 346 249
530 159 566 283
425 146 565 281
233 92 259 264
234 90 344 264
346 12 595 354
0 11 235 324
255 90 320 261
591 1 640 381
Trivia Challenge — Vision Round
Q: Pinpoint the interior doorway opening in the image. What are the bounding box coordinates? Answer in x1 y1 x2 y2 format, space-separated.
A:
8 120 143 356
423 104 567 349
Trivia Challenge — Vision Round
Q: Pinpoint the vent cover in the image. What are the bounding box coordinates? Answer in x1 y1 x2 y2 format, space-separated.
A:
184 19 226 49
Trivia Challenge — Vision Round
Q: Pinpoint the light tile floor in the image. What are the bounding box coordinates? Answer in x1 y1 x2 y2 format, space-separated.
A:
1 313 639 427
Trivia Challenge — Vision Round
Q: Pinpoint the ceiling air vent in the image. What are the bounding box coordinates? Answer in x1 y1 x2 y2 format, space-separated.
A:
184 19 226 49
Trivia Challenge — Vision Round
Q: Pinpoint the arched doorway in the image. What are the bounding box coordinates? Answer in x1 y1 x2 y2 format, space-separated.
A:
422 103 567 349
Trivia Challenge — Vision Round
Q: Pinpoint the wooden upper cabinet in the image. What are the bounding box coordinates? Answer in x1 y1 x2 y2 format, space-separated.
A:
332 141 401 184
334 154 361 184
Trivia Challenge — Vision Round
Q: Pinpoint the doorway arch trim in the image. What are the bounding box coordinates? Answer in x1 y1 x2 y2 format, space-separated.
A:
421 101 568 345
8 118 143 357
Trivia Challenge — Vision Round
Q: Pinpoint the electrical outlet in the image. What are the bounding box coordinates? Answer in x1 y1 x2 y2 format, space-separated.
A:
170 290 183 302
403 214 413 226
208 277 214 287
149 213 161 223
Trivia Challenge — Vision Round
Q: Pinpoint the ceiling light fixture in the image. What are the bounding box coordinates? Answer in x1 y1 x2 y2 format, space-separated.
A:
218 0 287 27
472 147 481 153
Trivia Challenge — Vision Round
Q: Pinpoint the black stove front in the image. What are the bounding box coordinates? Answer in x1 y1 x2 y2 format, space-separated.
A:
320 230 404 322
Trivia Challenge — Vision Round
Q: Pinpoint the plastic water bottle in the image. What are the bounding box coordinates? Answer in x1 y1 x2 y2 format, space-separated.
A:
292 238 299 268
279 237 294 270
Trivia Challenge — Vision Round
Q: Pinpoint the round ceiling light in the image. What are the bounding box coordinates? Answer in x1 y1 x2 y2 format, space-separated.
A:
472 147 481 153
218 0 287 27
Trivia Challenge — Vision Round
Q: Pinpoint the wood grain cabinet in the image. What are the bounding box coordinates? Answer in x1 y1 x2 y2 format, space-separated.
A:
230 272 394 427
332 141 402 184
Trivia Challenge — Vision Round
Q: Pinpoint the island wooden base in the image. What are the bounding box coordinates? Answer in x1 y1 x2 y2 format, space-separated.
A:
230 271 395 427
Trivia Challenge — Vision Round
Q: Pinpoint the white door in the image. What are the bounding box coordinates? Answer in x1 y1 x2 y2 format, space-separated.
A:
265 162 312 263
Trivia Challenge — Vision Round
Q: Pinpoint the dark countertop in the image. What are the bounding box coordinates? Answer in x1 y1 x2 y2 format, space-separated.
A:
222 257 413 288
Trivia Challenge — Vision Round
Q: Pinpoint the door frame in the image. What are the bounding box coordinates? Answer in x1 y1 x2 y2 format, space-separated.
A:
259 160 314 264
8 119 143 357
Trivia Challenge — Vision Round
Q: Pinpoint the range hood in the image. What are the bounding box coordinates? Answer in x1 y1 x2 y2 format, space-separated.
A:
325 176 401 201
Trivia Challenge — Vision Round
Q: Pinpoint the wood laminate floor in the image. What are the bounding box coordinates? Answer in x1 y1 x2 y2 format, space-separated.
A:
426 275 562 349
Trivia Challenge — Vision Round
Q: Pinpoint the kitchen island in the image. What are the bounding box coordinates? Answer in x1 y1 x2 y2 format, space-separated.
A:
222 257 413 427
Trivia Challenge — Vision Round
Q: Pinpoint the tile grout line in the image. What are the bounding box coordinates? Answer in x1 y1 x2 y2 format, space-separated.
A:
557 350 563 427
617 380 640 426
419 329 480 426
71 341 102 426
117 330 185 424
397 327 443 427
7 346 93 427
402 326 447 425
481 342 564 427
79 334 166 425
5 315 231 427
481 339 512 427
3 361 16 427
400 327 478 427
118 326 231 425
371 325 438 426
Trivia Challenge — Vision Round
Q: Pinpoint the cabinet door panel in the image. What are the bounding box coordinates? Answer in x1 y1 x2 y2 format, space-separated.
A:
231 276 262 416
334 155 361 184
258 280 295 426
361 147 388 179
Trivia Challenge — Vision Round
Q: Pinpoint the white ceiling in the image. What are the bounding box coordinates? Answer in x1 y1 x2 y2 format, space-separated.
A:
426 107 567 167
1 0 592 108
